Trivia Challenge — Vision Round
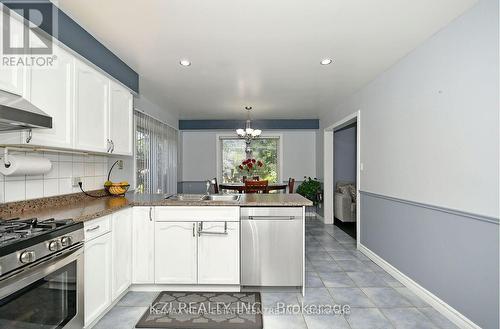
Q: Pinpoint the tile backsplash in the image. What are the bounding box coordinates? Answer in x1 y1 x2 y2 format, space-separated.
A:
0 152 109 203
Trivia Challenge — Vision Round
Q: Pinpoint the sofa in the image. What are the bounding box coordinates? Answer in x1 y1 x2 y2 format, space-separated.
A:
334 181 356 222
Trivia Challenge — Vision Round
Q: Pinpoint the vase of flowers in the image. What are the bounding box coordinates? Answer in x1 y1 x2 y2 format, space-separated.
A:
238 158 263 176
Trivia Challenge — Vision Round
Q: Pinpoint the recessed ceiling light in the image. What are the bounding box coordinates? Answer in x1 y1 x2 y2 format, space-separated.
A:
179 59 191 66
320 58 333 65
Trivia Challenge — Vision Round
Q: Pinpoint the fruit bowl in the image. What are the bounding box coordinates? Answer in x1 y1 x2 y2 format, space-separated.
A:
104 182 130 196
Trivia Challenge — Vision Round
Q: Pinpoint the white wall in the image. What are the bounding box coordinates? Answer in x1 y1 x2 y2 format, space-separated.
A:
134 93 179 129
318 0 499 218
181 130 317 182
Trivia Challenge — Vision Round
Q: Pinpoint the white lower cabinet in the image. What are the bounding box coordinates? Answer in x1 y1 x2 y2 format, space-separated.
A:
84 231 112 327
155 222 198 284
153 206 240 286
198 222 240 284
111 209 132 300
132 207 155 283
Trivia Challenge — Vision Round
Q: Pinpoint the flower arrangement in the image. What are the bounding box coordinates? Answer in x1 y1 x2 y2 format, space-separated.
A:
238 158 263 174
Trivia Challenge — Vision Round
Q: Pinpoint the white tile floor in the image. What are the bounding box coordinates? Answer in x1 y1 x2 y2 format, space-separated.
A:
94 216 459 329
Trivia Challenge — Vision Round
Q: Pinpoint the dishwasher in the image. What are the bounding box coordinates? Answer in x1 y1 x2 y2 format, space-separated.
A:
241 207 303 286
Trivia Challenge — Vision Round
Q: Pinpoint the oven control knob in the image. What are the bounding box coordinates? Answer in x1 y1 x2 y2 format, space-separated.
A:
61 236 72 247
20 251 36 264
48 240 61 251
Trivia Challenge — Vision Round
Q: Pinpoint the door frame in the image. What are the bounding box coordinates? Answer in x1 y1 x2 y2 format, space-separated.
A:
323 110 361 246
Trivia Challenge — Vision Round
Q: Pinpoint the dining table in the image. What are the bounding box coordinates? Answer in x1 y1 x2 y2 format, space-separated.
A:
218 182 288 193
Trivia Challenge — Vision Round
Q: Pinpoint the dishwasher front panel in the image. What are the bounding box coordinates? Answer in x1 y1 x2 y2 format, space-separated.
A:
241 207 303 286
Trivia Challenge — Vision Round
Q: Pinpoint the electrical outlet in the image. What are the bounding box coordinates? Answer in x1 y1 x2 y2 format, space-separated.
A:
72 177 82 187
117 160 124 170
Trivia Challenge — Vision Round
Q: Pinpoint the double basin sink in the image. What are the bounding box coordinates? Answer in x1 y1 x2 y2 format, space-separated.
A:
166 194 241 202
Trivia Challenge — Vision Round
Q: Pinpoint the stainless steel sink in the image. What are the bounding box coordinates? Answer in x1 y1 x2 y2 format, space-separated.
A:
202 194 241 201
166 194 206 201
166 194 240 202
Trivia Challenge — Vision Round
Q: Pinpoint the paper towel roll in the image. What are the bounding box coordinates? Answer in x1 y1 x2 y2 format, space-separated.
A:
0 155 52 176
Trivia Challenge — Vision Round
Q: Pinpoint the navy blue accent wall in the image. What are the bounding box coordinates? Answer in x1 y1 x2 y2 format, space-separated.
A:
179 119 319 130
1 0 139 92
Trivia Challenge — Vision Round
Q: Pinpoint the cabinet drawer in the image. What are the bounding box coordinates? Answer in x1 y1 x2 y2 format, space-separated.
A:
84 216 111 241
155 206 239 222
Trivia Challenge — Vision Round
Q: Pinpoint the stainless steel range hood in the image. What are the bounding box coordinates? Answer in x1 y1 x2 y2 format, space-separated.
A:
0 89 52 131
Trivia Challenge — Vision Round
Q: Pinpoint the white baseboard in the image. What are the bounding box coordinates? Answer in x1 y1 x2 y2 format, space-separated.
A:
130 284 240 292
358 244 480 329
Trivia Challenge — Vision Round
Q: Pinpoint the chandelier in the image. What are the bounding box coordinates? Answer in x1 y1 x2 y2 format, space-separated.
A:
236 106 262 155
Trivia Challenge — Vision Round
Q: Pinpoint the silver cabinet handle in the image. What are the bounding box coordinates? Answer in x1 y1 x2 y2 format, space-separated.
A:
106 139 111 152
149 207 153 221
197 221 228 236
193 223 196 237
110 140 115 153
86 225 100 232
247 216 295 220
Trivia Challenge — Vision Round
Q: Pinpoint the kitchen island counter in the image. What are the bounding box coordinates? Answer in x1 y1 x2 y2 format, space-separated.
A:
0 192 312 223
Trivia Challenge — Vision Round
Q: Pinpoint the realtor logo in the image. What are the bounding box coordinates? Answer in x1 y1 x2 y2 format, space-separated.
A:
1 1 58 66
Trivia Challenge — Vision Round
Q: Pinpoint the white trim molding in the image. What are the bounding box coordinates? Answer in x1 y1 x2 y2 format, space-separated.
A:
358 244 481 329
323 111 361 246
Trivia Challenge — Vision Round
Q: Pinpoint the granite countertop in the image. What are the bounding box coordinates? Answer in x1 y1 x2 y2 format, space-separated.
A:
0 192 312 223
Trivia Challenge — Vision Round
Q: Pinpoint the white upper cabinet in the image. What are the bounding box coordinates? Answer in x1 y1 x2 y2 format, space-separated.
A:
111 209 132 300
0 9 27 96
26 43 74 148
74 60 110 153
109 80 133 156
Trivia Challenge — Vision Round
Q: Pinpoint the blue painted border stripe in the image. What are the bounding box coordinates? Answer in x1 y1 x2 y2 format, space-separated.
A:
1 0 139 93
179 119 319 130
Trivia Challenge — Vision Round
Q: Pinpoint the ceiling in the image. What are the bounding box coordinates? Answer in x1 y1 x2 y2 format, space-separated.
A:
55 0 476 120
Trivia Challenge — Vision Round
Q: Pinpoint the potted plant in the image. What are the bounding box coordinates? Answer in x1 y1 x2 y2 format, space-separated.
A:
296 177 322 204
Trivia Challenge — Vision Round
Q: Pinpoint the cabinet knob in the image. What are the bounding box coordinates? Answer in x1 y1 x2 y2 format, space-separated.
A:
20 251 36 264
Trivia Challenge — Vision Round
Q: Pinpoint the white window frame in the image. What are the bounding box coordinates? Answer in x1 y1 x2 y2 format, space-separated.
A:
216 133 283 184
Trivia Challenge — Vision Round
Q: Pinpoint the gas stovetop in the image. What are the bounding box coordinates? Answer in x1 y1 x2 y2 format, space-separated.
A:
0 217 84 278
0 218 76 247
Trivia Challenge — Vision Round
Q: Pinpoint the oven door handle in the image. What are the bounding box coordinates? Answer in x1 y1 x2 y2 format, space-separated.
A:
0 243 83 300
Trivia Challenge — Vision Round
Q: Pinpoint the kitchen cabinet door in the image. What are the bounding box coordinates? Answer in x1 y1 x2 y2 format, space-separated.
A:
0 10 26 96
84 232 112 326
132 207 155 283
155 221 197 284
109 80 133 156
197 222 240 284
74 59 109 153
27 42 74 148
111 208 132 300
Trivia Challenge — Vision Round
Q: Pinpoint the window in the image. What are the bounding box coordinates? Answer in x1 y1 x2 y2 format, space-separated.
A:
219 136 281 183
135 110 178 194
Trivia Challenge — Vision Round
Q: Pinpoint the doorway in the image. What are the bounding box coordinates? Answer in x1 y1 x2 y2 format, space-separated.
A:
323 111 360 246
333 122 357 239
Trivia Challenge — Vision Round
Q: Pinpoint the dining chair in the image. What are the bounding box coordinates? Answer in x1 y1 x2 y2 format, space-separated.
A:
288 177 295 193
244 180 269 194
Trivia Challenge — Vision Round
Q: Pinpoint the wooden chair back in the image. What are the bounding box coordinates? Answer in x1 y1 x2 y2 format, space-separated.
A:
244 180 269 194
288 177 295 194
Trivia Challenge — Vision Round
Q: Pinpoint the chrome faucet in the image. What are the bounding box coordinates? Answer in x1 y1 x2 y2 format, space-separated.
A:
206 178 217 195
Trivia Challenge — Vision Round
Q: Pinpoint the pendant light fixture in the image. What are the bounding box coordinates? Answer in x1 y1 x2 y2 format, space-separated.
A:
236 106 262 155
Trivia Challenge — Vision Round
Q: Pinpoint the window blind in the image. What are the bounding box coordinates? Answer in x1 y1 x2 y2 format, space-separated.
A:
134 110 178 194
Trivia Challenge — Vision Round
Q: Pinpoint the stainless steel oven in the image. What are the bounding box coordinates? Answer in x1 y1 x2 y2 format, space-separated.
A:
0 243 84 329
